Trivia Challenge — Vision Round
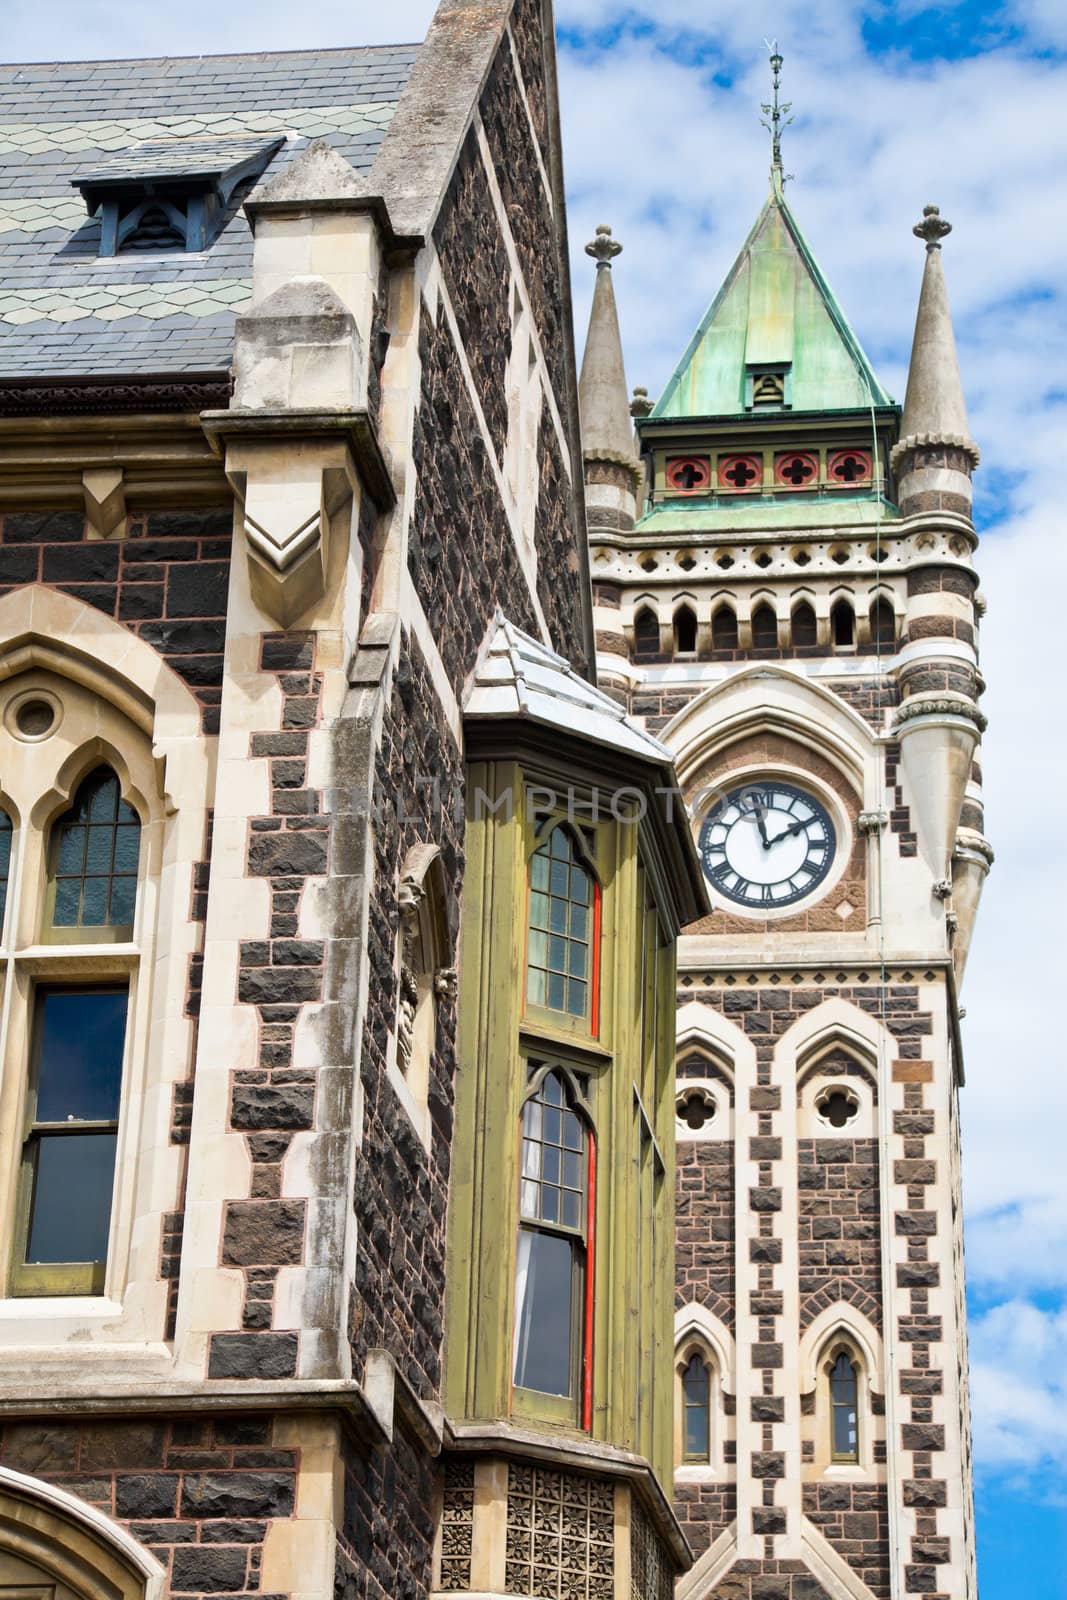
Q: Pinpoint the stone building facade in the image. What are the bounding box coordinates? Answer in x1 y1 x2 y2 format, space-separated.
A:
578 155 988 1599
0 10 705 1600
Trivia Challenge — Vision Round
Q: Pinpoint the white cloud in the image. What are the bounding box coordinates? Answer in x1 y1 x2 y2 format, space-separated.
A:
970 1299 1067 1478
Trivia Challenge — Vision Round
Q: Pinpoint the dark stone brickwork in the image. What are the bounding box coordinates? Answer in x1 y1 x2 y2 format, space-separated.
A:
803 1481 890 1599
408 302 538 690
351 631 461 1399
798 1137 882 1332
479 40 566 401
674 1480 737 1559
675 981 931 1064
835 677 900 730
0 1415 295 1599
0 507 233 733
434 128 512 463
676 1142 735 1330
508 0 549 154
534 392 586 677
705 1563 831 1598
206 633 330 1381
885 741 918 859
334 1427 435 1600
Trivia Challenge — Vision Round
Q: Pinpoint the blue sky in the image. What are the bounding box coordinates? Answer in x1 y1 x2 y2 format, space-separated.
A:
7 0 1067 1592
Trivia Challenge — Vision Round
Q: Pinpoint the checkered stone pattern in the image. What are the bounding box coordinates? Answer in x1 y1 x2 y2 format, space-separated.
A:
0 47 416 376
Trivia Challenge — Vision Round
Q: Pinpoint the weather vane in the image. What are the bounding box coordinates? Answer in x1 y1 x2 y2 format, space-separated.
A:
760 41 794 187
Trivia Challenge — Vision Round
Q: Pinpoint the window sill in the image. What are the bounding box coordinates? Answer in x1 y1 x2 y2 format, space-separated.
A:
519 1021 612 1067
6 944 140 975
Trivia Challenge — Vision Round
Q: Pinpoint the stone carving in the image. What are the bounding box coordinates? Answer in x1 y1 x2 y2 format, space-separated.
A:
913 203 952 247
932 879 953 901
857 810 888 836
630 1496 672 1600
895 694 987 734
505 1464 614 1600
585 223 622 266
434 967 458 1004
439 1459 475 1591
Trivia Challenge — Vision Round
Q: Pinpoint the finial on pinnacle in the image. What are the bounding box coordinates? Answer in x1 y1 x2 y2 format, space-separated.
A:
914 204 952 249
585 224 623 267
630 386 654 418
760 40 793 183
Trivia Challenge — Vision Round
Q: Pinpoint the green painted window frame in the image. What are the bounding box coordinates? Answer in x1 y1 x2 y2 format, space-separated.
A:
523 816 601 1043
512 1061 595 1430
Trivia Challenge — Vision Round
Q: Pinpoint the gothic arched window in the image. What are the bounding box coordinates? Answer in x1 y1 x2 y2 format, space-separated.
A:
11 766 143 1296
831 598 855 650
48 767 140 940
513 1069 593 1422
633 607 660 662
0 808 12 934
869 596 895 647
526 825 599 1027
673 604 698 656
791 601 818 649
830 1349 859 1462
751 604 778 650
712 605 739 653
680 1349 712 1462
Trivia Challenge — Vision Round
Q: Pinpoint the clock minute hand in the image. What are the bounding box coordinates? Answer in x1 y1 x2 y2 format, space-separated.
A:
774 816 813 841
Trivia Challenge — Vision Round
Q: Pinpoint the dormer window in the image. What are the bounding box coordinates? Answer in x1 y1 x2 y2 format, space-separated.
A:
71 135 283 256
745 365 791 410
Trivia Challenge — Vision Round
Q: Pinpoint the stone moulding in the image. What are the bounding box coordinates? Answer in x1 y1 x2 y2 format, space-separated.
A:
894 693 987 734
0 373 231 416
890 429 980 471
201 406 395 625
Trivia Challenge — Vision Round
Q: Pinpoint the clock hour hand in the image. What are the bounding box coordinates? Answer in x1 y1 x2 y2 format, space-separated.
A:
775 816 814 841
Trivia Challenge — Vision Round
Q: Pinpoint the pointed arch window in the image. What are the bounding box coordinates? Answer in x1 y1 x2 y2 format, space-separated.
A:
633 607 660 662
831 599 855 650
751 604 778 650
869 596 895 648
47 767 140 941
8 764 144 1295
681 1349 712 1462
711 605 738 653
673 604 698 656
791 601 818 649
0 808 12 935
830 1349 859 1462
513 1067 594 1425
526 825 600 1028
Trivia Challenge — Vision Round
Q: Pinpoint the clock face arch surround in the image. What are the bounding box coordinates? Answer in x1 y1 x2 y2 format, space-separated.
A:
697 777 841 911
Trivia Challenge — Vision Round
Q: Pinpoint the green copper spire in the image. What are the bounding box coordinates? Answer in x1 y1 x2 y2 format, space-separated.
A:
651 188 892 420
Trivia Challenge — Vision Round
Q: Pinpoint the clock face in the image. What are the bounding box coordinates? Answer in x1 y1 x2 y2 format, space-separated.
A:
698 781 837 909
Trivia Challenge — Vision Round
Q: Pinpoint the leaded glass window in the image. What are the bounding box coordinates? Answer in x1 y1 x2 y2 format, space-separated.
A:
526 826 595 1021
49 768 140 937
513 1071 590 1408
830 1350 859 1462
0 809 11 934
681 1351 711 1462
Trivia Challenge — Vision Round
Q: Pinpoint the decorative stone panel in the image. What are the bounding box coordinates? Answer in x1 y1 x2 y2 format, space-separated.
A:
504 1464 614 1600
439 1459 475 1591
630 1496 672 1600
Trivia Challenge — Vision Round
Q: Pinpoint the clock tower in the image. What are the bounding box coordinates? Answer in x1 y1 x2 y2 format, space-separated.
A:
578 59 989 1600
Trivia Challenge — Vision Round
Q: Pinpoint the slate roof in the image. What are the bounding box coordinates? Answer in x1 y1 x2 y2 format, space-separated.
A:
465 614 677 768
0 46 418 380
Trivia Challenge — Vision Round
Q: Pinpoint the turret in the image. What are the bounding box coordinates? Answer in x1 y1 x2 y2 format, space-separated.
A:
889 209 988 901
891 205 980 520
579 225 642 667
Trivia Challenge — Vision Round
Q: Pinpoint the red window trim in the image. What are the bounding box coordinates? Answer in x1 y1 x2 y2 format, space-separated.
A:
773 450 819 490
717 454 763 494
583 1131 597 1432
827 447 873 486
665 456 711 496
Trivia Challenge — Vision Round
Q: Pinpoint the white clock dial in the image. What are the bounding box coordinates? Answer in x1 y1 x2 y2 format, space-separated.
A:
698 781 836 908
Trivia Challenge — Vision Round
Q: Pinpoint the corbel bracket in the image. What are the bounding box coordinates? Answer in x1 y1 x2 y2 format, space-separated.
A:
201 407 395 626
82 465 127 540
